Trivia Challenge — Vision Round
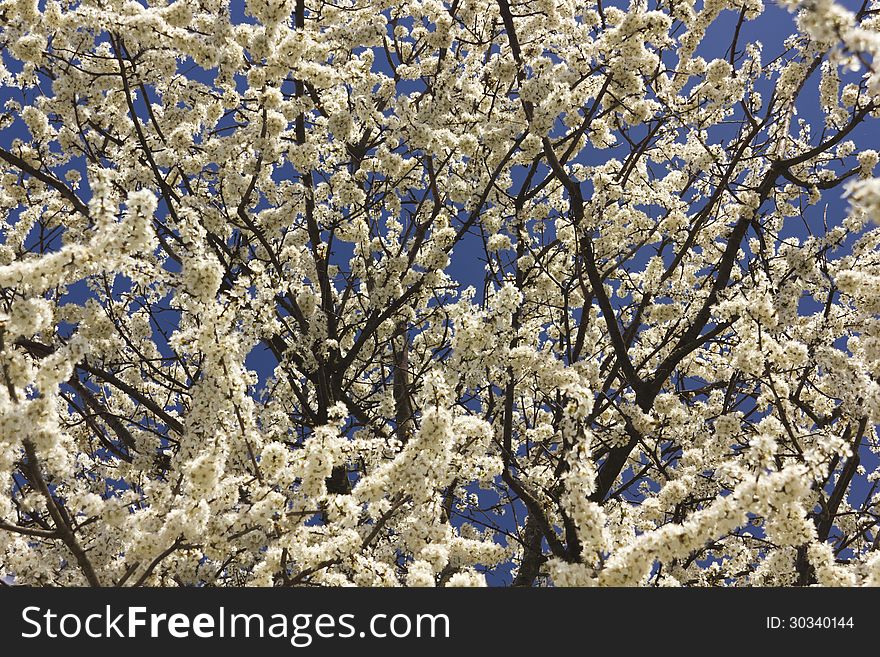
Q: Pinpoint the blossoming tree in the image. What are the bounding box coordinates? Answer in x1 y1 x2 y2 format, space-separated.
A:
1 0 880 587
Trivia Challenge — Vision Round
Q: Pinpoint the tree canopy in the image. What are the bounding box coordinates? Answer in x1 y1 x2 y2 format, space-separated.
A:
1 0 880 586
